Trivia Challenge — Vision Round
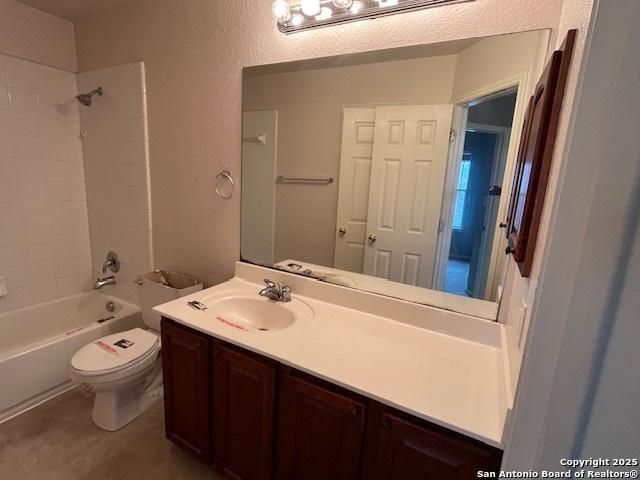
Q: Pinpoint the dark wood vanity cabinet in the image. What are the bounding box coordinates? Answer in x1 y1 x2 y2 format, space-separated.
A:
160 318 211 463
211 341 276 480
362 405 502 479
161 318 502 480
276 368 367 480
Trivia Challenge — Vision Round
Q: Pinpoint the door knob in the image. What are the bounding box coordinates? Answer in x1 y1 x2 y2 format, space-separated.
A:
367 234 376 245
337 227 346 237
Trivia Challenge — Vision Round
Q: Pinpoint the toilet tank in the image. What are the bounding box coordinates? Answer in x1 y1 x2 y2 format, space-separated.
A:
137 270 203 331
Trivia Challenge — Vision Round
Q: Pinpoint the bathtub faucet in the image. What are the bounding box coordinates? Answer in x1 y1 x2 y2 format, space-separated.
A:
94 276 116 289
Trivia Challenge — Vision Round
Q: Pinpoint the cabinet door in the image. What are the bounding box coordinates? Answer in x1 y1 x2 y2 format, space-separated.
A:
276 370 366 480
368 411 501 480
212 342 276 480
160 318 210 462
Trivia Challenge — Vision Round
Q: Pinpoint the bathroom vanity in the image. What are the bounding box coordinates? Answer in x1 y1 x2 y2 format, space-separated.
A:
155 263 509 480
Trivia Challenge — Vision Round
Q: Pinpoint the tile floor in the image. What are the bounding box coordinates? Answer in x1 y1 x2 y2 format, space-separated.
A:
0 388 221 480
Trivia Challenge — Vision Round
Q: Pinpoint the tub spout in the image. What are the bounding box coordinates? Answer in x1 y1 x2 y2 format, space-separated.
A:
94 276 116 289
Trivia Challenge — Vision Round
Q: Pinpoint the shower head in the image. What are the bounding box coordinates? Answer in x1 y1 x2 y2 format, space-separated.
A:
76 86 103 107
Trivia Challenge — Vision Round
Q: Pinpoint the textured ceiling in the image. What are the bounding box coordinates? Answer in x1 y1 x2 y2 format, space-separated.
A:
16 0 133 21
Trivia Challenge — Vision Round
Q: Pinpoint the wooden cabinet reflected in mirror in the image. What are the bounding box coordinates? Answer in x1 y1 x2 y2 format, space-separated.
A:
506 30 576 277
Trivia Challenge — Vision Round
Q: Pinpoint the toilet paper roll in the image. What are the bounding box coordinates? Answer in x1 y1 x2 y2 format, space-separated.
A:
0 275 7 297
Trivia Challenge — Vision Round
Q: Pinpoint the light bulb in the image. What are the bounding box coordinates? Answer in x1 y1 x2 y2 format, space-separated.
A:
350 1 364 13
272 0 292 23
316 7 333 20
291 13 305 26
332 0 353 8
300 0 321 16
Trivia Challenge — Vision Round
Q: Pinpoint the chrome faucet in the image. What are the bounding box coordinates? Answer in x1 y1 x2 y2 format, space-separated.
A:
102 251 120 273
94 275 116 289
259 279 291 302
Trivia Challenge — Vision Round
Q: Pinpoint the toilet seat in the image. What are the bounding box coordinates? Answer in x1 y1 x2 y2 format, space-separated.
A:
70 328 160 383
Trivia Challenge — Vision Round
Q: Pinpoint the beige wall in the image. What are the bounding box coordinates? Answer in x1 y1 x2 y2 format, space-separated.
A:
73 0 565 286
451 30 549 101
243 55 457 265
0 0 76 71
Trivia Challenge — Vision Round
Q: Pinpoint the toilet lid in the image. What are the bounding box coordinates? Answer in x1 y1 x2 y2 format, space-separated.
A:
71 328 160 373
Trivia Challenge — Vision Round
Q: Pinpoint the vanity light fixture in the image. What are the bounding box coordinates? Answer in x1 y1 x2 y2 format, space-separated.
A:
350 1 364 13
272 0 292 22
273 0 473 34
300 0 321 16
316 6 333 20
291 13 305 26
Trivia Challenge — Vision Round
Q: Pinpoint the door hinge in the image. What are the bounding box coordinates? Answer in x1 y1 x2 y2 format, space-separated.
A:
438 220 445 233
449 128 457 143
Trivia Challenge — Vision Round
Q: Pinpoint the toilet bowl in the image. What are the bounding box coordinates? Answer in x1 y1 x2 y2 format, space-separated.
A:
70 327 163 431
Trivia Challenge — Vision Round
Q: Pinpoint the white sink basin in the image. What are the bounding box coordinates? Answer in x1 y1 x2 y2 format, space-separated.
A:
201 292 313 332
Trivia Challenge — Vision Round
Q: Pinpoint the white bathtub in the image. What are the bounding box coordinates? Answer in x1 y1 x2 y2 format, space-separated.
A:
0 291 142 422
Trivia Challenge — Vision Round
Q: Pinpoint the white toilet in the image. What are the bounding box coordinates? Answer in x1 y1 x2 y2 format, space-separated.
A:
70 327 162 431
70 270 201 431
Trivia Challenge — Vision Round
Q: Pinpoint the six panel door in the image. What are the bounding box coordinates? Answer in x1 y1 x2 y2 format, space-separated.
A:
212 342 276 480
276 370 367 480
363 105 454 288
160 318 210 463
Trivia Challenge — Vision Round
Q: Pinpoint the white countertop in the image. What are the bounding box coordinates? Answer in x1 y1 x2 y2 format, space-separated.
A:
154 268 510 448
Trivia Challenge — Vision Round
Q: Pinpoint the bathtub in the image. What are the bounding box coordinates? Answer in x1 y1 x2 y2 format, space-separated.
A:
0 291 142 422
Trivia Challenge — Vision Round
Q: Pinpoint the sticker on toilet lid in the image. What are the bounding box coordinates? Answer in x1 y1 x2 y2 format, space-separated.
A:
114 339 134 349
95 341 121 357
72 328 159 372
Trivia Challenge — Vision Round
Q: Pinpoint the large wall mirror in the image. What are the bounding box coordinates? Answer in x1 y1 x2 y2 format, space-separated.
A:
241 29 550 320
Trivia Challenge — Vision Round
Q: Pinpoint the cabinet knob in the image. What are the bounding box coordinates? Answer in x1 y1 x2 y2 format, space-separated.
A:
337 227 346 237
505 246 515 255
367 234 376 245
382 416 392 431
499 222 508 229
351 405 361 417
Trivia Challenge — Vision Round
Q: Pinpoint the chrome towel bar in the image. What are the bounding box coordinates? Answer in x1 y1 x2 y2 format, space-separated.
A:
276 176 334 185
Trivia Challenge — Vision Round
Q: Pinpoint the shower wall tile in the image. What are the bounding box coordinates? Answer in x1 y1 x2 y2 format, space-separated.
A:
0 54 91 314
79 62 153 306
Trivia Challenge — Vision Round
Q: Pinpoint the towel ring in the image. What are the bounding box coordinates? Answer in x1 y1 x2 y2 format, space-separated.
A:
214 170 235 199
